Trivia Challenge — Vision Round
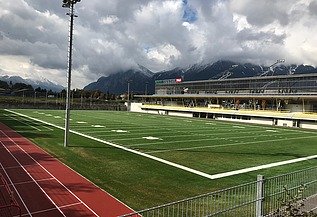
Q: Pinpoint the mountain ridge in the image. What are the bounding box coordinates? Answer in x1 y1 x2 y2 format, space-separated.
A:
0 75 64 92
84 61 317 94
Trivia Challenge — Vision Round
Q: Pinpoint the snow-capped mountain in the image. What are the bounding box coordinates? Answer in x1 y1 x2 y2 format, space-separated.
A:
84 65 154 94
0 75 65 92
84 61 317 94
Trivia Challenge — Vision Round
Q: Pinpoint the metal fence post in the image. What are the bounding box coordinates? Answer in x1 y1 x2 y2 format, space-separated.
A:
256 175 264 217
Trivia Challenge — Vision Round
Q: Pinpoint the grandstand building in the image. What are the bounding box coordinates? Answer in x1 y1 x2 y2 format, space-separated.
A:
131 73 317 130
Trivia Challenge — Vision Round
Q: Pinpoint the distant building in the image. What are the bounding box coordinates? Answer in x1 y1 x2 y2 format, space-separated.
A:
132 73 317 130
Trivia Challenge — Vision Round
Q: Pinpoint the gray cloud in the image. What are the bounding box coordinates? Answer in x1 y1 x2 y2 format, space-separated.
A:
309 1 317 16
236 29 286 45
0 0 316 88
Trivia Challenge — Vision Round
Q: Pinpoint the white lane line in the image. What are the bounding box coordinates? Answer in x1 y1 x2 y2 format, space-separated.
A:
1 128 100 217
13 178 55 186
6 109 317 181
3 164 35 169
0 162 32 216
59 202 82 209
26 207 58 216
0 139 66 217
26 201 83 216
5 110 134 214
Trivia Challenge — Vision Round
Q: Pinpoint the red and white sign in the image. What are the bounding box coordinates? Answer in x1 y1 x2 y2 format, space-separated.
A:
175 77 182 83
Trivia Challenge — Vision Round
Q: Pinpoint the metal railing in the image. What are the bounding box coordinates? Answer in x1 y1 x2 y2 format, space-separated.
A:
263 167 317 216
120 166 317 217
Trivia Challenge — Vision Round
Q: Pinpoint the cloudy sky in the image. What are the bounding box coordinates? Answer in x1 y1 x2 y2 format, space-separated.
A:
0 0 317 88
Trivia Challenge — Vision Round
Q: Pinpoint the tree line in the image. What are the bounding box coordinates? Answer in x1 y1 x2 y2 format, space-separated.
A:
0 80 120 100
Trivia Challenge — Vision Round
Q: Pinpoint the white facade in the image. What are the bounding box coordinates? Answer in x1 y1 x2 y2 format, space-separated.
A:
130 103 317 130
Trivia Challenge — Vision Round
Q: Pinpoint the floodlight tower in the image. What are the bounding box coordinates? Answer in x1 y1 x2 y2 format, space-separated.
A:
62 0 81 147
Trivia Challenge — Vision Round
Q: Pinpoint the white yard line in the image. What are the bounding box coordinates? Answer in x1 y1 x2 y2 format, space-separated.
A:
145 135 317 153
109 130 266 142
5 109 317 181
128 132 306 148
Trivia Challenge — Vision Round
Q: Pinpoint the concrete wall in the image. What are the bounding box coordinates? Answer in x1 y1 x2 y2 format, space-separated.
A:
158 110 168 115
130 103 143 112
144 110 159 115
250 117 273 125
134 104 317 130
216 117 273 126
300 121 317 130
277 119 293 127
169 111 193 118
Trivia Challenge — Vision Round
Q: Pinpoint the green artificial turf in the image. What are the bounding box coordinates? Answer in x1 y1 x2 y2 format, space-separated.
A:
0 109 316 210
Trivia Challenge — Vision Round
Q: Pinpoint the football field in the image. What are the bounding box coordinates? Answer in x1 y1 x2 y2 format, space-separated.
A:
1 109 317 209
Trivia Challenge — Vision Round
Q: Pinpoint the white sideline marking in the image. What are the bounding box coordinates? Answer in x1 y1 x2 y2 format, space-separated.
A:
233 126 245 129
266 129 277 132
3 110 144 213
5 109 317 181
5 110 223 180
55 116 61 119
208 155 317 179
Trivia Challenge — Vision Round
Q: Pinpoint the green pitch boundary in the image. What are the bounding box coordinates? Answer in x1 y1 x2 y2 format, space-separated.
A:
5 109 317 180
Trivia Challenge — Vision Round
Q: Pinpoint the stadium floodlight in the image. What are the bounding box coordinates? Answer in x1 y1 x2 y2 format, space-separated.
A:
62 0 81 148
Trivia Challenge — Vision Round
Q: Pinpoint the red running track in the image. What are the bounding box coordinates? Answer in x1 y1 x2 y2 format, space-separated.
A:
0 123 134 217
